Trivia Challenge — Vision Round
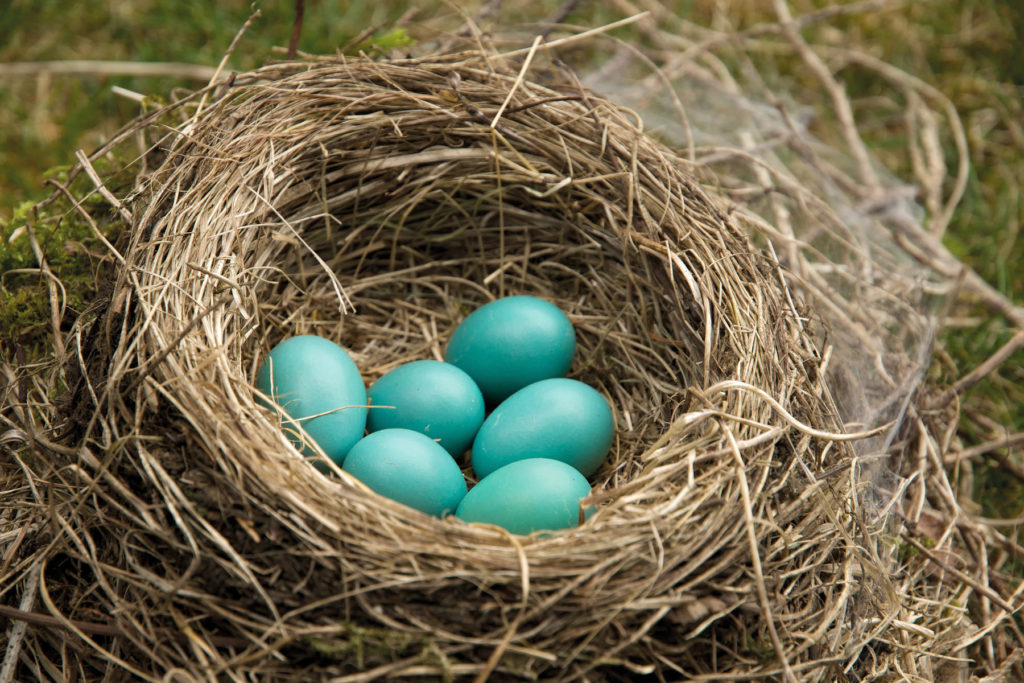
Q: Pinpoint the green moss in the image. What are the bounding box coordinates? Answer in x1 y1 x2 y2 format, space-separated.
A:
0 170 126 359
305 624 421 668
975 461 1024 521
745 631 776 662
897 542 917 564
0 286 50 342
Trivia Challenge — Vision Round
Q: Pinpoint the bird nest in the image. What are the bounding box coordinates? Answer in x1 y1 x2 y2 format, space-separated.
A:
1 48 974 681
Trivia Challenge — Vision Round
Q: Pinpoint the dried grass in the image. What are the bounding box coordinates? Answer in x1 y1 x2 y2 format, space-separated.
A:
1 17 1020 682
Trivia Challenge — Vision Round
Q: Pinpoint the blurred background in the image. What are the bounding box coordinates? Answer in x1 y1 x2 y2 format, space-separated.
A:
0 0 1021 524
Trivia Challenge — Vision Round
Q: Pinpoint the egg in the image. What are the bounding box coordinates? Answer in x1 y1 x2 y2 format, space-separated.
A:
455 458 594 534
255 335 367 465
367 360 485 456
444 295 575 404
471 378 614 479
342 429 467 517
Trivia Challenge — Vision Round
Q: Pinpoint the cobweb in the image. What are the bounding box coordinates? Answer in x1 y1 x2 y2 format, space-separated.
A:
585 62 951 512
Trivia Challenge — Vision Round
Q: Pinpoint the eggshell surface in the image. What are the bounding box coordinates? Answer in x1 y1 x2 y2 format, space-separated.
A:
367 360 484 456
444 296 575 404
471 378 614 479
342 429 467 517
455 458 594 534
255 335 367 465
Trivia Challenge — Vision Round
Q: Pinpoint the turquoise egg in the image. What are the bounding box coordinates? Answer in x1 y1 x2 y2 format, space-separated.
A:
456 458 594 534
471 378 614 479
255 335 367 465
367 360 485 456
444 296 575 404
342 429 467 517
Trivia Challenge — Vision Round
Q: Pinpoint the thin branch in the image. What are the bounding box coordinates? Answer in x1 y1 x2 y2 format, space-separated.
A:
959 432 1024 461
498 12 650 59
491 35 542 128
194 9 261 118
75 149 132 225
953 329 1024 396
901 535 1016 613
287 0 306 60
772 0 878 188
985 449 1024 485
0 60 217 80
0 605 249 649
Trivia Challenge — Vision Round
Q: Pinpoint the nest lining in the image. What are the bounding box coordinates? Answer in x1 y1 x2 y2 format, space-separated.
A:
4 50 961 681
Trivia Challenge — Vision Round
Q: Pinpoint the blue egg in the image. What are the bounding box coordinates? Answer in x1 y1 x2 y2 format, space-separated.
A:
343 429 467 517
456 458 594 534
444 296 575 404
367 360 484 456
255 335 367 465
471 378 614 479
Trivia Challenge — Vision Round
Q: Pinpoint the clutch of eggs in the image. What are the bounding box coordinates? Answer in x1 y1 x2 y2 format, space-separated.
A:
256 296 614 533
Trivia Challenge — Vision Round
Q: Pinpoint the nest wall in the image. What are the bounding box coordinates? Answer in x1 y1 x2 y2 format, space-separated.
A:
2 52 968 681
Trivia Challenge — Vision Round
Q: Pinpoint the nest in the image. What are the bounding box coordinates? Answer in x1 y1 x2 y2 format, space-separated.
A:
2 48 976 681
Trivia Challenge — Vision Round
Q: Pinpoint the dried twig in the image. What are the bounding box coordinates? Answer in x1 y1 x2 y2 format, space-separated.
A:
287 0 306 60
0 60 217 80
958 432 1024 461
194 9 260 118
953 329 1024 397
0 565 40 683
900 536 1016 613
0 605 250 649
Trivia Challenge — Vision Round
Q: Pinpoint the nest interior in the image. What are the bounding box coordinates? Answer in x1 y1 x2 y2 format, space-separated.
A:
3 51 967 681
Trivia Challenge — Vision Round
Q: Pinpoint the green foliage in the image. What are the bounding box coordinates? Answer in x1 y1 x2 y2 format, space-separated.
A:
745 631 777 662
896 536 936 564
0 185 121 356
0 287 50 344
350 28 416 56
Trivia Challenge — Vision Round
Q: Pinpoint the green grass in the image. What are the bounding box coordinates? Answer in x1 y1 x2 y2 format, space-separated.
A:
1 0 1021 511
0 0 421 208
844 0 1024 519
